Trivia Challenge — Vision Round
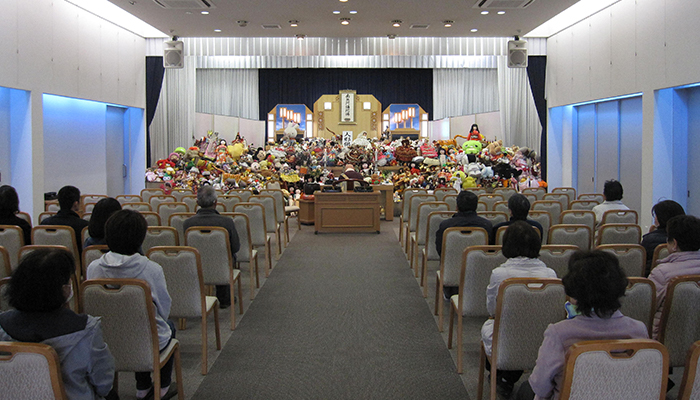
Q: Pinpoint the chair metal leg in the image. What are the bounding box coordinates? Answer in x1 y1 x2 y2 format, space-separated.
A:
249 259 256 301
457 311 464 374
477 344 486 400
447 303 455 349
201 312 208 375
230 279 236 330
213 302 222 349
174 345 184 400
421 253 428 298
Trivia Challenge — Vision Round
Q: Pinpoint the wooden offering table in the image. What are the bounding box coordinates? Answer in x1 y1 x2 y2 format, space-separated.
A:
298 198 315 225
314 192 381 234
371 184 394 221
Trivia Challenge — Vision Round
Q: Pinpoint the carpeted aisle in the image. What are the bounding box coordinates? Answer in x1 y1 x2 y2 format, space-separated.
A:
193 225 468 399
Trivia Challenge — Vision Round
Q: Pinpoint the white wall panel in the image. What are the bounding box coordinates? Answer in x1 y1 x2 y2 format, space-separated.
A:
51 3 79 97
687 89 700 217
0 0 18 88
555 33 574 107
588 9 611 101
571 22 591 103
634 0 666 92
665 0 700 86
77 15 103 102
595 101 620 193
0 89 10 185
239 119 265 149
619 97 643 216
609 0 636 95
118 34 137 107
100 25 120 105
17 0 52 91
576 105 596 195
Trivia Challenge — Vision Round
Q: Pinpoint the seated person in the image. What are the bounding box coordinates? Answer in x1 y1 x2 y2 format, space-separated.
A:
436 190 493 298
648 215 700 339
640 200 685 275
340 164 364 180
591 180 629 228
480 221 557 397
183 185 240 308
0 185 31 245
520 250 648 400
40 185 90 253
0 248 115 399
490 194 544 244
84 197 122 248
87 210 177 400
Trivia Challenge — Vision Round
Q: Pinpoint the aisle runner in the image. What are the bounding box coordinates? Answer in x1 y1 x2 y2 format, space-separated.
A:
193 227 468 400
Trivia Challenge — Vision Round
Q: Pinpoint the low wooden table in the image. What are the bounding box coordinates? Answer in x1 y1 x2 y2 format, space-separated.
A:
314 192 381 234
371 184 394 221
298 198 315 225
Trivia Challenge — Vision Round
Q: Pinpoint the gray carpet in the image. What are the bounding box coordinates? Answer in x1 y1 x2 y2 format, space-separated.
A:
193 226 468 399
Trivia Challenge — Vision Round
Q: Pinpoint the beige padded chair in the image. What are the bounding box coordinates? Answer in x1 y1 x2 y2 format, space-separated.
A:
399 189 428 246
434 187 457 202
185 227 243 326
250 195 282 259
478 194 504 211
560 210 595 233
532 200 563 225
116 194 143 204
170 189 193 203
16 211 32 227
678 340 700 400
578 193 604 203
620 277 656 337
46 203 61 213
464 188 487 197
219 195 242 216
157 203 189 228
558 339 668 400
149 195 177 213
0 342 68 399
143 227 179 254
147 246 222 374
477 211 509 227
548 224 592 250
82 213 92 223
420 211 454 297
443 194 458 212
81 279 184 400
651 244 670 271
260 189 290 247
224 212 260 304
601 209 638 225
494 224 541 246
522 193 539 206
82 245 109 281
658 275 700 368
0 225 24 271
435 227 489 331
570 200 600 211
122 202 152 212
477 278 566 400
551 187 576 205
521 187 546 200
0 276 11 310
167 212 195 240
410 202 448 277
476 202 487 212
492 201 509 213
527 211 551 245
38 211 57 225
233 203 273 278
228 189 253 202
404 194 437 255
140 188 164 204
31 225 79 262
180 195 197 213
140 211 162 227
538 245 579 278
0 246 11 279
448 245 505 373
596 224 642 246
597 244 646 277
493 187 517 201
83 203 97 214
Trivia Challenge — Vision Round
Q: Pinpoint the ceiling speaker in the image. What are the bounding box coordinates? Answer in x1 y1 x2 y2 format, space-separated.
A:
163 40 184 69
508 39 528 68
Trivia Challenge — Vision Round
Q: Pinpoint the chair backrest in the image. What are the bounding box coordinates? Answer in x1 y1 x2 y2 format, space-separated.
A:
147 246 206 318
493 187 517 201
493 201 509 213
494 224 541 246
659 275 700 367
538 245 579 278
228 189 253 202
548 224 592 250
407 194 437 232
0 277 10 311
142 226 179 254
0 342 68 399
678 341 700 400
459 245 506 316
219 195 242 214
443 194 458 211
596 224 642 246
415 202 449 246
140 188 164 204
402 188 427 217
116 194 143 204
620 277 656 337
180 195 197 212
477 194 504 211
232 203 267 247
477 211 509 227
551 187 576 204
226 213 255 263
560 210 595 233
602 209 638 225
522 193 538 206
0 246 11 279
578 193 604 203
81 245 109 280
0 225 24 271
81 279 161 372
570 200 600 211
521 187 546 200
597 244 646 277
527 211 551 245
439 227 489 287
121 202 152 212
157 202 189 226
81 213 92 223
148 195 176 212
16 212 32 227
139 211 161 227
558 339 668 400
38 211 57 225
185 226 233 286
46 203 61 213
167 212 195 240
476 202 487 212
31 226 78 260
196 203 227 213
83 203 96 214
492 278 566 370
424 212 454 262
170 189 193 202
464 187 487 197
651 244 670 271
532 200 563 226
260 189 286 224
249 195 278 234
433 188 457 202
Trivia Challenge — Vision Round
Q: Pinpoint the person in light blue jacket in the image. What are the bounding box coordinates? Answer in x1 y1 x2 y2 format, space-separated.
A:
0 248 115 400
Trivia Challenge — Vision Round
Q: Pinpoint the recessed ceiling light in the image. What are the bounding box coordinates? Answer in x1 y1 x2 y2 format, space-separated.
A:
339 0 348 2
443 20 453 27
387 34 397 39
481 11 489 15
333 10 340 14
498 11 506 15
289 20 299 27
471 28 478 32
349 10 357 14
214 29 221 32
201 11 209 15
392 19 402 27
340 17 351 25
296 34 305 40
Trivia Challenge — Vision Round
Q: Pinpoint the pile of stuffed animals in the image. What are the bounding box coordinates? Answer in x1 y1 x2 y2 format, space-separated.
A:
145 124 545 200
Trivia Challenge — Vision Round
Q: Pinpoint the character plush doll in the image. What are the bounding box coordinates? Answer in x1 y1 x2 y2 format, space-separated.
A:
394 138 417 165
462 140 483 155
466 124 485 141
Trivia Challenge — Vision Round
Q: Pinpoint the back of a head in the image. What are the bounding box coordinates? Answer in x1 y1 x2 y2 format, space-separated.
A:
58 185 81 210
197 185 217 208
508 194 531 220
502 220 541 258
344 164 355 172
105 209 147 255
666 215 700 252
652 200 685 231
8 248 74 312
603 180 623 201
456 191 478 213
88 197 122 239
0 185 20 218
562 250 627 318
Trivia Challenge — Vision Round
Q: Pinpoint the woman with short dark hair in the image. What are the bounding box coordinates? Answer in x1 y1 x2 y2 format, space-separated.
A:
0 248 115 399
84 197 122 248
641 200 685 275
480 221 557 397
0 185 31 245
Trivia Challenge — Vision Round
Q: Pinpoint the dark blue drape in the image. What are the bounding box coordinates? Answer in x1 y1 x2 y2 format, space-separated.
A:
258 68 433 121
145 56 165 167
526 56 547 181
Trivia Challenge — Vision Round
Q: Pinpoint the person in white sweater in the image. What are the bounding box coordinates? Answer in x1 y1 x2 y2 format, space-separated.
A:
591 179 629 228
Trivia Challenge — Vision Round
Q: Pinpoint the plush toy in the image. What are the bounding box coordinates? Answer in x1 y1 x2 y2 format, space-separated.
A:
466 124 485 142
156 159 175 169
486 140 504 161
420 140 438 158
395 139 417 165
462 140 483 155
283 122 299 142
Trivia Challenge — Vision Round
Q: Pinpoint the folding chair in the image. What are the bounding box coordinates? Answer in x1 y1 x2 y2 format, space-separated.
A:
250 195 282 259
601 209 638 225
493 187 517 201
494 224 541 246
492 201 509 213
443 194 458 212
521 187 546 200
116 194 143 204
551 187 576 205
596 224 642 246
180 195 197 213
140 211 162 227
532 200 563 226
228 189 253 202
434 187 457 202
0 225 24 271
620 277 656 337
678 341 700 400
476 202 488 212
538 245 579 278
0 246 11 279
570 200 600 211
219 195 243 216
420 211 454 297
233 203 273 278
170 189 193 203
410 202 448 277
140 188 165 204
168 213 195 240
224 212 260 305
560 210 595 233
46 202 61 212
260 189 290 246
149 195 177 213
0 342 68 399
578 193 604 203
122 202 152 212
477 211 508 227
82 245 109 281
38 211 57 225
142 227 179 254
527 211 551 244
31 225 79 262
464 188 487 197
650 244 669 271
658 275 700 368
405 194 437 256
399 188 428 246
548 224 592 250
597 244 646 277
478 194 504 211
16 211 32 227
157 203 189 228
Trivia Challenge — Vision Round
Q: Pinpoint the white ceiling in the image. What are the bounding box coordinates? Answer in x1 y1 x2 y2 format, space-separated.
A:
107 0 579 39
